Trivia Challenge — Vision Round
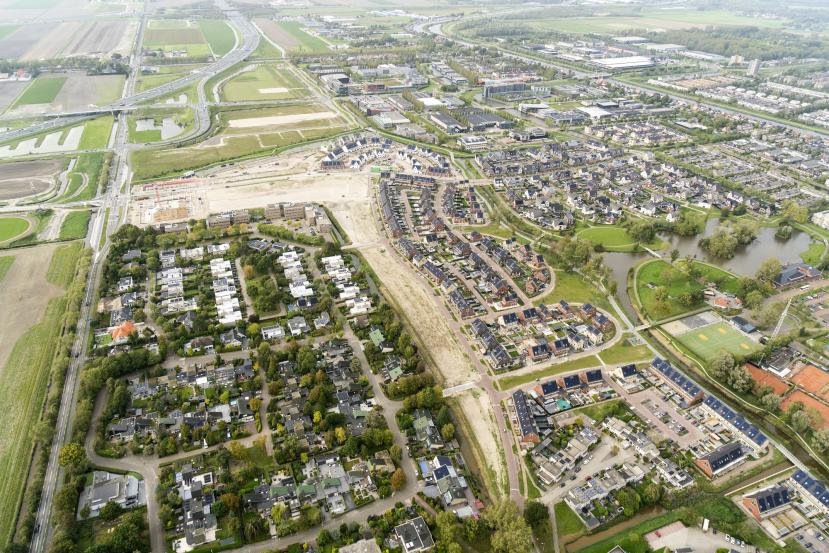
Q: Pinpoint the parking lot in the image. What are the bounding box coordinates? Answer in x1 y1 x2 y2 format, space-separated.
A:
794 526 829 553
613 383 705 448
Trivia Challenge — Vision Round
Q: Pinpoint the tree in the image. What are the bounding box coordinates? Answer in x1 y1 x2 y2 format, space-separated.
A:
744 290 764 310
670 248 680 263
99 501 123 521
58 442 86 469
653 286 669 303
435 511 461 547
756 258 782 283
780 200 808 224
791 409 812 434
389 444 402 462
709 351 735 381
441 423 455 442
523 501 550 529
813 429 829 455
334 426 347 445
391 468 406 491
484 500 534 553
760 393 781 412
227 440 246 459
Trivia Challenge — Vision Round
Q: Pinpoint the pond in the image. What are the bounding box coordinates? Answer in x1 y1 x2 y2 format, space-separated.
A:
603 217 814 320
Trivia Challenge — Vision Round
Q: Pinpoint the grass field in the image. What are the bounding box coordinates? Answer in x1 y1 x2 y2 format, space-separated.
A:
59 210 91 240
636 260 705 320
78 116 113 150
534 270 611 311
0 26 18 40
598 340 652 365
578 225 663 252
198 19 236 56
673 321 760 362
555 501 586 537
221 64 307 102
497 354 602 391
0 216 30 242
13 76 66 106
134 63 204 93
0 242 82 546
0 256 13 281
127 109 193 143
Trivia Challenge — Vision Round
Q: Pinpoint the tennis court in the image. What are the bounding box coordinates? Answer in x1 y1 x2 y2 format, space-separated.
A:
673 320 760 362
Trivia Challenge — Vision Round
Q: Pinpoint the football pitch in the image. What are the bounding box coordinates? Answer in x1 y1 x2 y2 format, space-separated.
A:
673 321 761 362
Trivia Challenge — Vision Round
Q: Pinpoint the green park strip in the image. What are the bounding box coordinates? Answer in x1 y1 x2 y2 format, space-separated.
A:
598 339 652 365
0 243 86 545
0 256 13 281
78 116 114 150
534 271 612 312
59 210 91 240
14 76 67 106
199 19 236 56
497 355 602 391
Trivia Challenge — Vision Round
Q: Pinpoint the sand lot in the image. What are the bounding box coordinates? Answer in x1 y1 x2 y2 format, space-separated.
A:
455 389 507 495
0 158 62 200
227 110 338 129
0 243 64 369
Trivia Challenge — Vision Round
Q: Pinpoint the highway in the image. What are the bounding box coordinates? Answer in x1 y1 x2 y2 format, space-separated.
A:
27 2 259 552
0 0 260 145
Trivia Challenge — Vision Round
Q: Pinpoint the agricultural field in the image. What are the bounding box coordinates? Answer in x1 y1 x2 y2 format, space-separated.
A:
0 242 82 546
12 76 67 107
0 20 137 61
0 82 28 113
220 63 308 102
0 158 64 201
255 18 331 54
143 19 210 58
198 19 236 56
59 209 91 240
130 104 351 180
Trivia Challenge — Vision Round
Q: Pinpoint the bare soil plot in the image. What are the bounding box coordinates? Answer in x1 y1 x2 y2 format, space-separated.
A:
144 27 203 45
227 110 338 128
0 158 62 200
0 242 63 369
255 18 298 50
0 23 51 59
61 20 134 58
0 81 26 113
8 73 123 116
455 390 507 495
19 20 82 60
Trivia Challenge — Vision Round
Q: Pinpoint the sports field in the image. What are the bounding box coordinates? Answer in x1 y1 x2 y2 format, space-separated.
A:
673 320 760 362
221 64 307 102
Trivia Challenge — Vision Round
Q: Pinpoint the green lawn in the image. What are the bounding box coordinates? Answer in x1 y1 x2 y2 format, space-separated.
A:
555 501 586 537
78 116 113 150
0 256 13 281
497 355 602 391
636 260 706 320
598 340 652 365
578 225 663 252
673 320 760 362
0 216 30 242
51 153 107 203
686 261 741 294
14 76 67 106
59 210 91 240
144 20 210 57
198 19 236 56
534 270 610 311
0 242 83 546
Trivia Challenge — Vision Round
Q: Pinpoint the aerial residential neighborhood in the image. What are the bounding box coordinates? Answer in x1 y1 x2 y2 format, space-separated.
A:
0 1 828 553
